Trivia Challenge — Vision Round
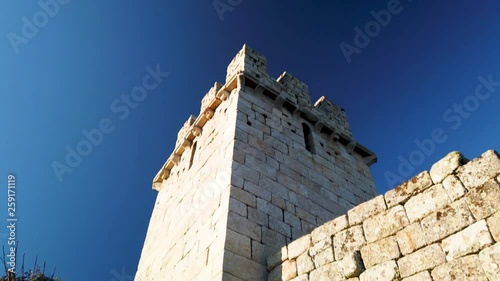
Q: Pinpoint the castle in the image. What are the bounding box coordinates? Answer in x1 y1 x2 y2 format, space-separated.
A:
135 45 500 281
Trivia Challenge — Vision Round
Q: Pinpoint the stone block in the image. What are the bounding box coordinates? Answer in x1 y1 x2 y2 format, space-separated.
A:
333 225 366 260
457 149 500 190
487 210 500 242
231 187 257 208
269 216 292 238
309 238 332 257
431 254 488 281
397 244 446 278
311 215 348 243
309 262 343 281
442 220 493 261
248 207 269 227
223 251 267 281
348 195 387 226
385 171 433 207
442 175 467 201
401 271 432 281
479 243 500 281
340 251 365 278
268 260 297 281
227 211 261 241
225 229 252 259
262 228 287 253
229 198 248 217
244 180 272 201
267 247 288 271
312 247 334 268
420 198 475 243
396 222 427 255
257 198 283 221
287 235 312 260
359 260 400 281
296 252 315 275
251 240 266 264
290 274 308 281
363 205 409 243
284 212 301 229
404 184 451 222
360 236 400 268
464 179 500 220
430 151 467 184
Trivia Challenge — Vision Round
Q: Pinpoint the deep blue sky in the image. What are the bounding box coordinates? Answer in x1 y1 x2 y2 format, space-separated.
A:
1 1 499 280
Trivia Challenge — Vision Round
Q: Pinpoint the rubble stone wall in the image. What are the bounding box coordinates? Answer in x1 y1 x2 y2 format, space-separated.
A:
268 150 500 281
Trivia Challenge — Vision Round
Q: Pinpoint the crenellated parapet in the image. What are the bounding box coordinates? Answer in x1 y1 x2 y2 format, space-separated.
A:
152 45 377 190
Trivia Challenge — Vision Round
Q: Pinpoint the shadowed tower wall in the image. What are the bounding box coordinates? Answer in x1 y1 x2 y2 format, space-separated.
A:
135 45 378 281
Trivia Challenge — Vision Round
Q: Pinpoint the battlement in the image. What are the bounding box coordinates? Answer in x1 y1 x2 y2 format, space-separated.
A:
152 45 375 191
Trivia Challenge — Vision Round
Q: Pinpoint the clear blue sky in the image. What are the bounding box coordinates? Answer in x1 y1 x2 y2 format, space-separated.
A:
1 1 499 280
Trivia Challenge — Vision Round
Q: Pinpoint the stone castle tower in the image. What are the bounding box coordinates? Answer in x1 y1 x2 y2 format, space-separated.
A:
135 45 500 281
135 45 378 280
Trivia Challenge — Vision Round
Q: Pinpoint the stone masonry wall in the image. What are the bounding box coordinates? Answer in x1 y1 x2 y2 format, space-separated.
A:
135 83 240 280
267 150 500 281
136 45 380 281
220 45 378 280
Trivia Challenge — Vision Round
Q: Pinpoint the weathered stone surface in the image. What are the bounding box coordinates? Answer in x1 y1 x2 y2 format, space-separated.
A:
296 252 315 275
397 244 446 278
457 149 500 190
309 238 331 257
442 175 467 201
309 262 343 281
312 247 334 268
478 243 500 281
442 220 493 261
363 205 409 243
310 215 348 243
267 247 288 271
396 222 427 255
464 179 500 220
348 195 387 225
289 274 308 281
385 171 433 207
420 198 475 243
225 229 252 258
282 260 298 281
431 255 488 281
288 235 312 260
430 151 467 184
340 251 365 278
360 236 400 268
401 270 432 281
487 210 500 242
404 184 451 222
268 259 297 281
333 225 366 260
223 251 268 281
359 260 400 281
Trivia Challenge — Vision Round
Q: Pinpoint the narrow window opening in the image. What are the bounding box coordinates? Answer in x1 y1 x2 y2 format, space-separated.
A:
302 123 316 154
189 142 197 169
